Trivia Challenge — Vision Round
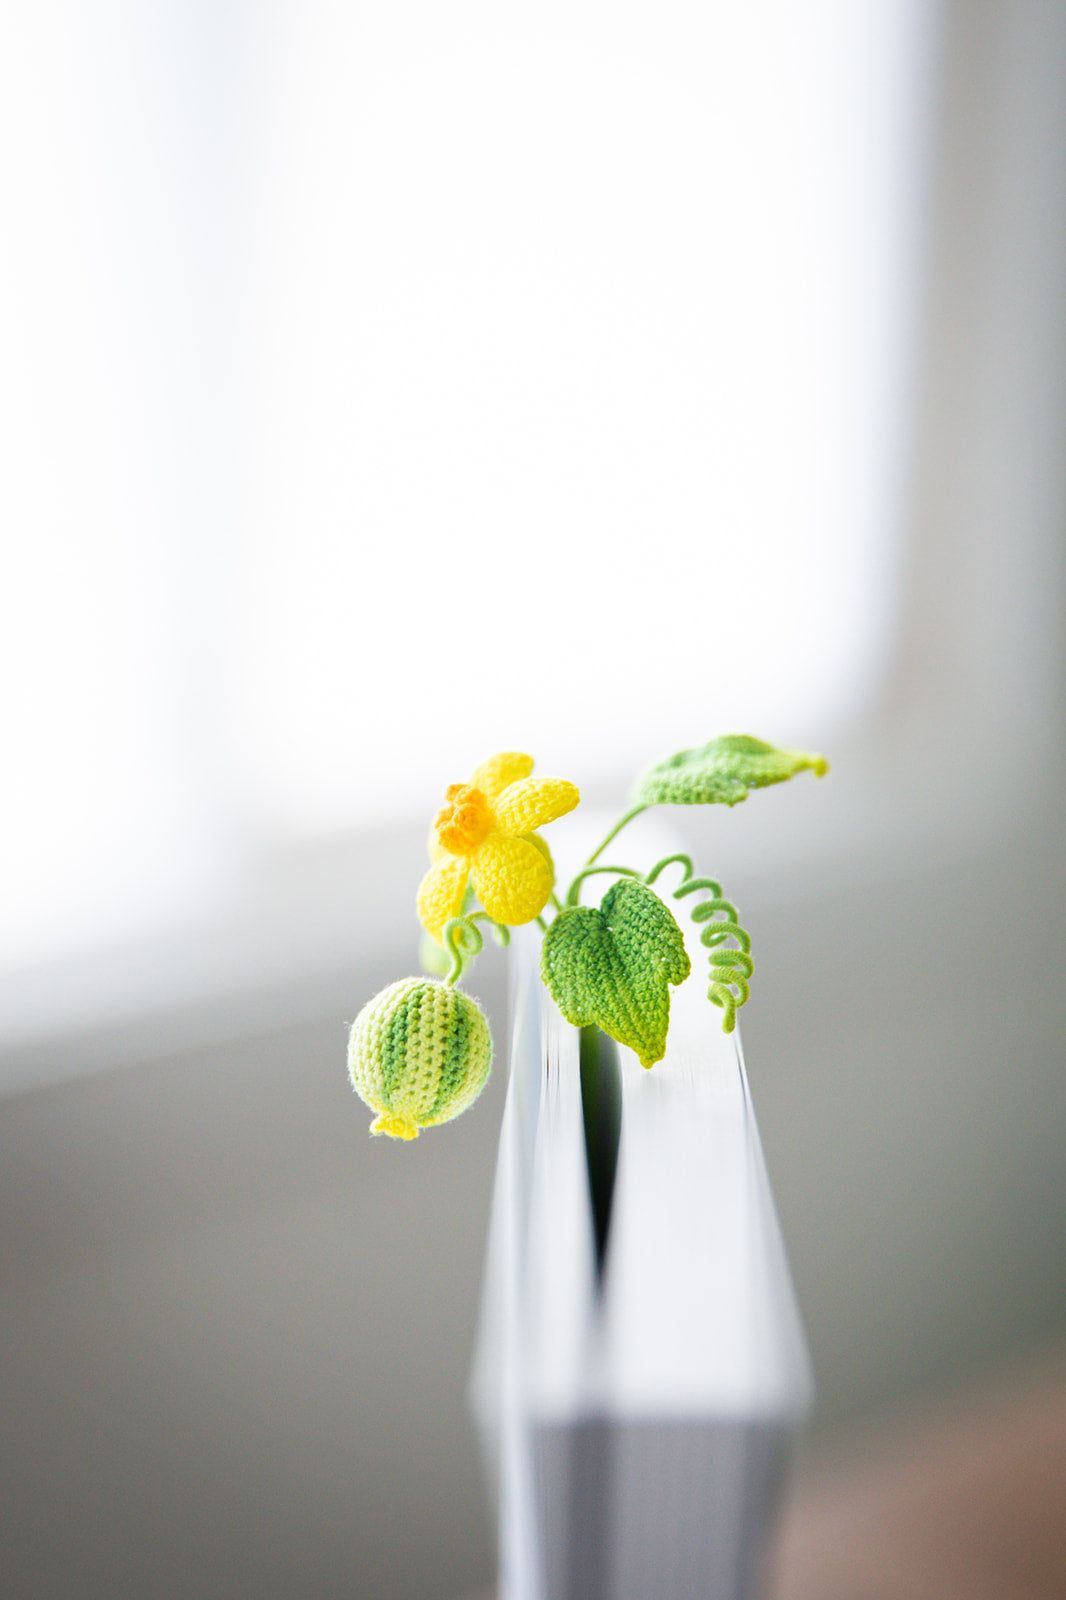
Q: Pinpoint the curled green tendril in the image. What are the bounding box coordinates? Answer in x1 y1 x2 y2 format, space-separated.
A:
644 854 755 1032
441 916 484 985
440 912 509 985
565 864 642 908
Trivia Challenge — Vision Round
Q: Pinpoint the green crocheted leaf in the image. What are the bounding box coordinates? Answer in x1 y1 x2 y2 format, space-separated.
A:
634 734 828 807
540 878 691 1068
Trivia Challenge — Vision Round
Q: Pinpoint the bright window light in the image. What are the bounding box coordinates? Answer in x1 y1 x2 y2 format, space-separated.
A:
1 1 933 967
230 0 933 833
0 4 228 969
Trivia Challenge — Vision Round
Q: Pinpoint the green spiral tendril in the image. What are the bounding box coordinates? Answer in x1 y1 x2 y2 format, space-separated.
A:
644 853 696 888
440 911 511 983
644 854 754 1033
441 916 484 985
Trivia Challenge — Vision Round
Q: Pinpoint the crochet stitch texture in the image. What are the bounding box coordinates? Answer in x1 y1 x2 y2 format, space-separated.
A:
541 878 691 1068
417 751 579 939
348 978 492 1140
635 735 828 807
348 736 827 1139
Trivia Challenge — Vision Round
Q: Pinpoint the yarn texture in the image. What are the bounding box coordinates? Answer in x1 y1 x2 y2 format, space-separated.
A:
417 751 579 939
347 737 828 1145
635 734 828 808
540 878 691 1068
348 978 492 1140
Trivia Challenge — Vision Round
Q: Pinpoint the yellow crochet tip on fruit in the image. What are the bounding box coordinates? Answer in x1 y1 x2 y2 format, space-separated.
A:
417 752 580 939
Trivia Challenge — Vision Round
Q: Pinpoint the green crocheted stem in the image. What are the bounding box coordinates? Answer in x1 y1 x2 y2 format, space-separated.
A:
565 864 642 908
441 916 484 985
644 853 699 889
582 804 649 867
440 912 510 984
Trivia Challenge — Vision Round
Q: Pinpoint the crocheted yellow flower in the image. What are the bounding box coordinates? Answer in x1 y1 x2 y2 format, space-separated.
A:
418 752 580 940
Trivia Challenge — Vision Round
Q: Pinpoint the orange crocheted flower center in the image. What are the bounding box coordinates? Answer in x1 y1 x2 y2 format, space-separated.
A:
433 784 493 855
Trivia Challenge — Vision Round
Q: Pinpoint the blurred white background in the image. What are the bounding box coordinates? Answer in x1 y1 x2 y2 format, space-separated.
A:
2 0 927 973
1 2 1064 1598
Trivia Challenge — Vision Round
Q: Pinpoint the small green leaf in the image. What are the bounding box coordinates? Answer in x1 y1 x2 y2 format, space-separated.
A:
634 734 828 807
540 878 691 1068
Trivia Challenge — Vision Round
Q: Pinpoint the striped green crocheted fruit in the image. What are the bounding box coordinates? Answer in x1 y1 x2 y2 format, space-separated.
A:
348 978 492 1140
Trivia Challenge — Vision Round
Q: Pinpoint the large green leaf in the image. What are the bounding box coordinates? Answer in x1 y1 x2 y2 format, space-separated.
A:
634 733 828 807
540 878 691 1068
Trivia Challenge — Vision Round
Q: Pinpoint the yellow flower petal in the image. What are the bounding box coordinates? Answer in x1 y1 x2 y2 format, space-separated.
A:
491 776 580 836
468 751 534 803
521 830 554 876
471 834 553 926
416 855 470 940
